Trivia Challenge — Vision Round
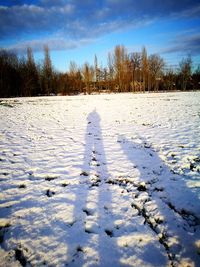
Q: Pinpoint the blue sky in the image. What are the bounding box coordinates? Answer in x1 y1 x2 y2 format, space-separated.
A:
0 0 200 72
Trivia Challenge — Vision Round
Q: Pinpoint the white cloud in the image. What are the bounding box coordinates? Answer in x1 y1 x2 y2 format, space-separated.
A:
161 33 200 55
6 36 96 52
0 0 199 52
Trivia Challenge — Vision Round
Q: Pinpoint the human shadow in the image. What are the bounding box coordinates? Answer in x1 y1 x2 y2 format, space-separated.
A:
76 109 124 266
119 136 200 266
68 111 169 266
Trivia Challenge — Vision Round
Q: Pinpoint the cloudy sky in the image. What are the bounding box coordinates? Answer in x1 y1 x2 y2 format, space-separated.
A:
0 0 200 71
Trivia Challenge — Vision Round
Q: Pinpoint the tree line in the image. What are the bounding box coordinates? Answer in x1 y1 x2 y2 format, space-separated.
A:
0 45 200 97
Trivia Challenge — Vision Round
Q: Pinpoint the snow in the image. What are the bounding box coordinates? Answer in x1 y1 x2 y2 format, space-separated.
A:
0 91 200 266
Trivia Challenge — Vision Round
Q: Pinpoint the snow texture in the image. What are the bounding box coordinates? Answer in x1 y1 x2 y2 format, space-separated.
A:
0 92 200 267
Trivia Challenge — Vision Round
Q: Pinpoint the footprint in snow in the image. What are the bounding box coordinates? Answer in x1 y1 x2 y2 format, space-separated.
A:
82 208 94 216
46 189 55 197
61 183 68 187
18 184 26 189
45 176 58 181
105 229 114 237
80 171 89 176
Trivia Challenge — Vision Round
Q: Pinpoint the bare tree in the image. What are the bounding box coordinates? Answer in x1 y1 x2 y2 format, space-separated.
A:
1 44 198 97
192 64 200 90
0 50 20 97
148 54 165 91
82 62 94 94
26 47 40 96
141 47 148 92
129 52 141 91
94 54 101 92
68 61 78 93
179 56 192 90
163 68 176 91
113 45 127 92
42 45 53 95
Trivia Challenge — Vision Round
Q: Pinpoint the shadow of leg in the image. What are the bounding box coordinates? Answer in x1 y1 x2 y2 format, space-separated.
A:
119 135 200 266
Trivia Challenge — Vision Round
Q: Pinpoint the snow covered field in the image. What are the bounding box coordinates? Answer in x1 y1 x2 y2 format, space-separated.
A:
0 92 200 267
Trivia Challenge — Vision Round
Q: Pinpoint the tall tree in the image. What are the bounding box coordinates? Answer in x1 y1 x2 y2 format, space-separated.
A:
141 47 148 91
68 61 78 93
148 54 165 91
179 56 192 90
0 50 21 97
107 52 114 81
42 45 53 95
26 47 40 96
192 64 200 90
94 54 101 91
129 52 141 91
163 68 176 91
94 55 99 82
113 45 127 92
82 62 94 94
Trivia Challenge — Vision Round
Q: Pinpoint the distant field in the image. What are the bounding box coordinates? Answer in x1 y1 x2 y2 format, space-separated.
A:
0 92 200 266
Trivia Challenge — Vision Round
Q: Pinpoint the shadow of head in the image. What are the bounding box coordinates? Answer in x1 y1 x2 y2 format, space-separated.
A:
87 109 100 124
